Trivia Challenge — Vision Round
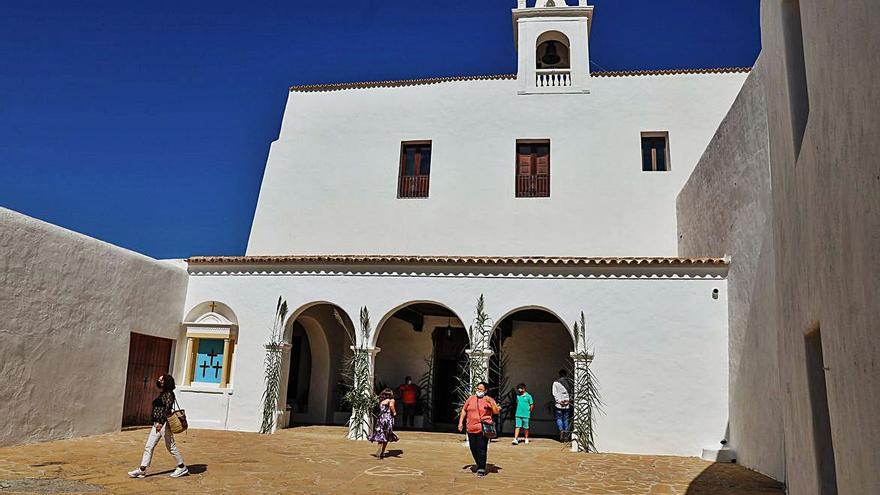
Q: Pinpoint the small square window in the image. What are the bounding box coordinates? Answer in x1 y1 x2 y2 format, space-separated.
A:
398 141 431 198
641 132 670 172
516 139 550 197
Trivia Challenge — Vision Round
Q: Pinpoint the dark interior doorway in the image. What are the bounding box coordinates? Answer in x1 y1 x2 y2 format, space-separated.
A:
287 321 312 415
431 326 468 426
122 333 173 426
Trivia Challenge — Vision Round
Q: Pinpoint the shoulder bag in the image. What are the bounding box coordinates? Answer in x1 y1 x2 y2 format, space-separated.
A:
477 397 497 439
166 395 188 434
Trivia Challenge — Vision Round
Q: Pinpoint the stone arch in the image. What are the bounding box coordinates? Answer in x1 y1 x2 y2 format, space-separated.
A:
489 305 575 437
491 305 574 344
279 302 354 426
373 301 469 429
372 300 468 348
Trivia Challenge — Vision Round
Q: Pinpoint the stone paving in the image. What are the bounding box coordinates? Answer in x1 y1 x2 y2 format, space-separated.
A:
0 426 784 494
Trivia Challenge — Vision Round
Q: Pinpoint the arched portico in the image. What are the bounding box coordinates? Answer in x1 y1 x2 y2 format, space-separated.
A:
373 301 468 430
490 305 574 437
279 302 354 427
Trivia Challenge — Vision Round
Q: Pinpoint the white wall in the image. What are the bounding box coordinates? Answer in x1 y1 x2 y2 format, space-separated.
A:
374 316 437 390
756 1 880 492
183 260 728 457
677 59 785 480
247 72 746 257
0 207 188 446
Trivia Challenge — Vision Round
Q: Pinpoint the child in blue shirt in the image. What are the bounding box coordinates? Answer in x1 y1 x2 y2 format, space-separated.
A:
512 383 533 445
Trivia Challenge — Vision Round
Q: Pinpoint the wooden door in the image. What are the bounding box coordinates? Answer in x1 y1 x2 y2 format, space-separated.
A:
122 333 173 426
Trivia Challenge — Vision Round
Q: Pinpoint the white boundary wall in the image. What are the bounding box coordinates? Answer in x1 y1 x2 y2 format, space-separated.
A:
0 207 188 447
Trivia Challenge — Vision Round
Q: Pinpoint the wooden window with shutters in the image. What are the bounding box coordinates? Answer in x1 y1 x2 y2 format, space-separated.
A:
398 140 432 198
516 139 550 197
641 132 670 172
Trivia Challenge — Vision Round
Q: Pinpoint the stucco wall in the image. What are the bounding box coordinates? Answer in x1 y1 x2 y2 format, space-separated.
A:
758 1 880 493
676 60 784 480
374 316 451 391
0 207 188 447
247 72 746 257
182 262 728 457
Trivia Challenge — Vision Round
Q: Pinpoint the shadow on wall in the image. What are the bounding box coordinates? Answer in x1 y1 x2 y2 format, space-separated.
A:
684 463 784 495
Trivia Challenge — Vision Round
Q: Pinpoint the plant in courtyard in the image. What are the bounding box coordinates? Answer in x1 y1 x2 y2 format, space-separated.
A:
454 295 493 418
336 307 377 439
417 354 435 427
489 330 513 433
260 296 288 434
571 311 603 453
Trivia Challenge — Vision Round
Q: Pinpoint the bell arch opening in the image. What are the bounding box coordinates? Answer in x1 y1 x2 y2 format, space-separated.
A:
536 31 571 69
373 302 467 432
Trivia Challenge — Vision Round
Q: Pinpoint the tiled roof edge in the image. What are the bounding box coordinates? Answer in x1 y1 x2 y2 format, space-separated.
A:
187 255 728 267
592 67 752 78
289 74 516 92
288 67 751 92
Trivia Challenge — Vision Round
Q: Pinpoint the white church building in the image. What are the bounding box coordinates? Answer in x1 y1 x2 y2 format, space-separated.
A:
175 0 747 457
7 0 879 490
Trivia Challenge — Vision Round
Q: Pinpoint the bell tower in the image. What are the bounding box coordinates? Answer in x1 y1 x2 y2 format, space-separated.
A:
513 0 594 95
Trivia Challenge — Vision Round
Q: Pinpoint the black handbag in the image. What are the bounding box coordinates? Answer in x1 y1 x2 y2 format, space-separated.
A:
481 421 497 439
477 397 498 439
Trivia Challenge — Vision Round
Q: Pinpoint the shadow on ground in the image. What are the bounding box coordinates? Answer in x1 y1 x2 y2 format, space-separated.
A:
685 463 784 495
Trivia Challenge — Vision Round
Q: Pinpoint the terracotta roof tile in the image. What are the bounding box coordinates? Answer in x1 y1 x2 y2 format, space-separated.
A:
186 255 728 267
288 68 750 92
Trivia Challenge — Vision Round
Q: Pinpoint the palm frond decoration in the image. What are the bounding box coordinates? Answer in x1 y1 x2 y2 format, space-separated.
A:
417 354 435 427
490 330 513 433
571 311 603 452
338 307 378 440
454 295 493 417
260 296 288 434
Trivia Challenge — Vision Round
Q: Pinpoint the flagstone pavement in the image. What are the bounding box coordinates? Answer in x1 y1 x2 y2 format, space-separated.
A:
0 426 784 494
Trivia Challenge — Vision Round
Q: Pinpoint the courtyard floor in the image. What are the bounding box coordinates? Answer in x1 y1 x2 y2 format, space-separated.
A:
0 426 784 494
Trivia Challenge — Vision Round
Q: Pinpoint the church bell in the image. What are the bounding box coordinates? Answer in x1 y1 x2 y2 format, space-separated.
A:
541 41 561 66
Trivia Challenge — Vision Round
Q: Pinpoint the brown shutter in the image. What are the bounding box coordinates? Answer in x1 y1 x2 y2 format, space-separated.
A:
535 153 549 175
518 151 533 175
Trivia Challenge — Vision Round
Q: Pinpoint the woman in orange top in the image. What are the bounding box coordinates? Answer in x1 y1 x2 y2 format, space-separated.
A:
457 381 501 477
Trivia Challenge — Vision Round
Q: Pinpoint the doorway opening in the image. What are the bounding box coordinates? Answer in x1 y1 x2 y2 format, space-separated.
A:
122 333 173 427
281 303 353 427
491 308 573 437
374 302 467 431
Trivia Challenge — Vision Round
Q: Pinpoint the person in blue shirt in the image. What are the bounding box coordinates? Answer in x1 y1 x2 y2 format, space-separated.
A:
512 383 534 445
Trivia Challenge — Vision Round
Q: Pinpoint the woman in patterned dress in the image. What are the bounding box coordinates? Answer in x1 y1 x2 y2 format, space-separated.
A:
369 388 399 458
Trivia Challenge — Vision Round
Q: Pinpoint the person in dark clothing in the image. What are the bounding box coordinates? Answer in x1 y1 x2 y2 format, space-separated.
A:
128 374 188 479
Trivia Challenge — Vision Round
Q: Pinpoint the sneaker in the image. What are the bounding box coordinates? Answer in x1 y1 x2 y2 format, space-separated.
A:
511 438 519 445
524 438 530 444
170 466 189 478
127 468 145 479
477 469 487 477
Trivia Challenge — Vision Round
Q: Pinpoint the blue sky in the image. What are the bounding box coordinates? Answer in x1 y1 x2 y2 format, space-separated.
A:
0 1 761 259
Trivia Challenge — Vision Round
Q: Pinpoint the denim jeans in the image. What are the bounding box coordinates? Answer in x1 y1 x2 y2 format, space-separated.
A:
554 407 571 433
